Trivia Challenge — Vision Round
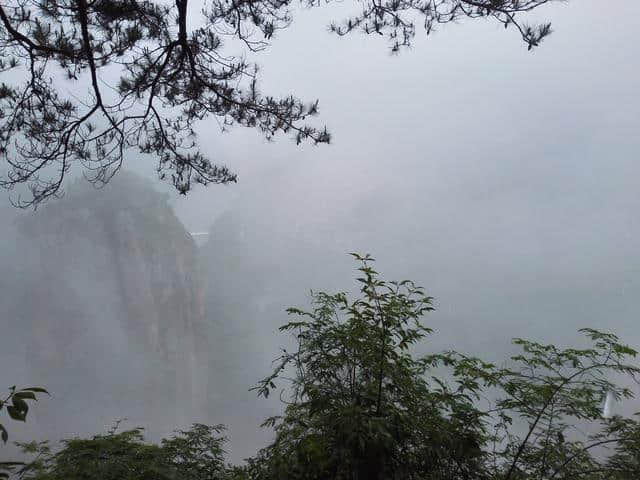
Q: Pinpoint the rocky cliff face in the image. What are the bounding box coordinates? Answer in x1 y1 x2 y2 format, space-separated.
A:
8 173 208 437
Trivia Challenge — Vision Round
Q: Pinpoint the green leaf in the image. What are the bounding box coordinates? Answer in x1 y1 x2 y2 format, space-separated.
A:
6 405 26 421
13 391 36 401
22 387 49 395
11 397 28 413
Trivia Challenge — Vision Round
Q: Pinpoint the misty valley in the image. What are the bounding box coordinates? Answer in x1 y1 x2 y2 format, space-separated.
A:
1 175 280 458
2 173 640 480
1 0 640 478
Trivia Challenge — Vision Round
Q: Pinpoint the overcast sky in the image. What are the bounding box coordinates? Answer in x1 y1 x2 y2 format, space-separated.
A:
166 0 640 350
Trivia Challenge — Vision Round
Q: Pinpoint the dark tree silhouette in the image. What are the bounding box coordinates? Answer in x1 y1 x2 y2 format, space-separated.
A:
0 0 558 206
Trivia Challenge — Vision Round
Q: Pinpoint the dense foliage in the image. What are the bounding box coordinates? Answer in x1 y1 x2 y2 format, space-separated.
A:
12 424 234 480
0 0 562 206
251 253 486 479
4 256 640 479
249 255 640 479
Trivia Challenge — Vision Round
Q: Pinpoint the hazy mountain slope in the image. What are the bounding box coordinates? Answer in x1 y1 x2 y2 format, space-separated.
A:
2 173 209 441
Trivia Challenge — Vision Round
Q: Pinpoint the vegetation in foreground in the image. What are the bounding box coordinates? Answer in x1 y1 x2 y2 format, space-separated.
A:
4 255 640 479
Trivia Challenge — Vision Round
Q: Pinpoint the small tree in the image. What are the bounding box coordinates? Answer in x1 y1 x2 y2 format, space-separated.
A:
16 423 232 480
252 254 488 479
439 330 640 480
253 254 640 480
161 424 229 480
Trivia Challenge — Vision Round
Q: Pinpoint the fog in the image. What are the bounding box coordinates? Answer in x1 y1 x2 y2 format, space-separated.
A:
1 0 640 465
